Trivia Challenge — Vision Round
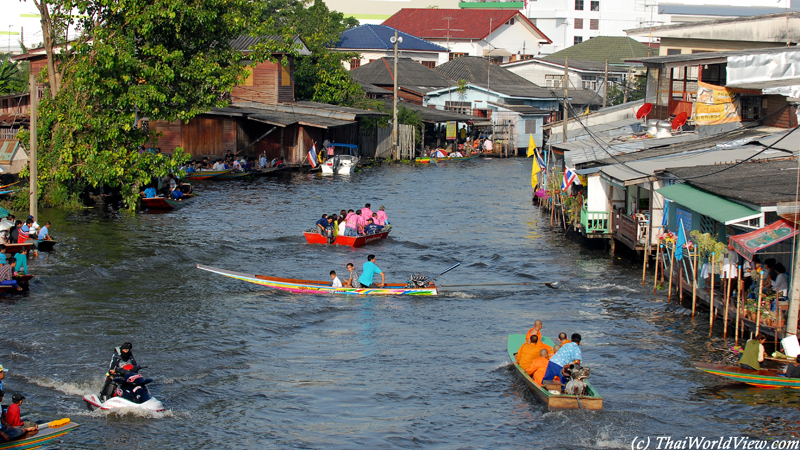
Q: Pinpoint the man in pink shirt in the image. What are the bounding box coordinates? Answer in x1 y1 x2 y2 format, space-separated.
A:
345 210 359 237
375 205 388 226
361 204 373 222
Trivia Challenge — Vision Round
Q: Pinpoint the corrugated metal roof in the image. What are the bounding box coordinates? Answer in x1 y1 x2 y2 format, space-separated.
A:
382 9 550 43
658 3 800 17
229 35 311 56
628 46 800 67
248 110 355 129
544 37 653 65
336 25 447 52
434 57 557 99
600 145 789 185
382 100 478 123
656 183 762 225
488 102 550 115
351 57 455 94
0 140 19 164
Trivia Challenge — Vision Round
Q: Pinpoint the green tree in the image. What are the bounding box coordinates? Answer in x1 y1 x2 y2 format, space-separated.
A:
607 75 646 106
0 55 29 94
26 0 296 208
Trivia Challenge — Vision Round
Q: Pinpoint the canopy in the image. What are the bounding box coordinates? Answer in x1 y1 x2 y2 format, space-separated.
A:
656 183 763 228
729 218 799 261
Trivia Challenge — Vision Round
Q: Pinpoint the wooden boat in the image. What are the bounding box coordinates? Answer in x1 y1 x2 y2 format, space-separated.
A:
1 242 33 253
0 418 79 450
415 157 436 164
37 240 57 252
141 194 194 211
0 274 35 292
213 172 252 180
197 264 438 296
440 155 479 162
185 170 229 180
695 362 800 389
303 228 391 247
507 334 603 410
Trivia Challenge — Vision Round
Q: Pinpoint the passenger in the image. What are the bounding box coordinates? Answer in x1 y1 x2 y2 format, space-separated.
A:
330 270 342 288
552 343 562 355
364 218 384 234
338 217 347 236
6 221 20 244
17 220 30 244
0 259 22 291
532 335 554 356
100 342 138 401
4 394 36 433
13 252 26 276
0 364 6 390
38 221 52 242
232 159 242 172
558 332 571 345
342 263 361 288
739 334 766 371
786 356 800 378
344 210 359 237
361 204 373 223
26 216 39 235
354 211 365 235
376 206 389 226
525 320 543 343
773 263 789 297
528 349 551 383
142 185 157 198
542 333 582 384
516 335 545 372
315 214 330 235
359 254 385 288
329 215 339 238
0 389 25 443
259 153 268 169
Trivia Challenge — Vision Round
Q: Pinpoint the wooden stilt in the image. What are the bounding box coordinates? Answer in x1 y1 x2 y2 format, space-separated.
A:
642 227 649 286
724 273 732 339
756 271 764 337
735 265 742 346
653 244 661 295
667 242 675 304
692 250 698 318
709 253 716 337
679 260 684 304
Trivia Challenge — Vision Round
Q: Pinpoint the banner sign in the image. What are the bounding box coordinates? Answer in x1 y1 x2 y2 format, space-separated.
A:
694 81 740 126
729 218 798 261
676 207 693 232
446 121 457 141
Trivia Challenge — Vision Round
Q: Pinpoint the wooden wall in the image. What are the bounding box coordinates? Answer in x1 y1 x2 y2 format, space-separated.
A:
232 60 289 106
278 57 295 103
763 95 797 129
151 116 237 157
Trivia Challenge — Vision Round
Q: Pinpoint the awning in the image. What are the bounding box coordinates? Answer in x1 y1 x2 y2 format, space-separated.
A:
656 183 763 227
729 219 799 261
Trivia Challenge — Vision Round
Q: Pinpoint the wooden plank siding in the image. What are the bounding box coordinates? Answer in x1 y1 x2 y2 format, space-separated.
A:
232 60 282 106
762 95 797 129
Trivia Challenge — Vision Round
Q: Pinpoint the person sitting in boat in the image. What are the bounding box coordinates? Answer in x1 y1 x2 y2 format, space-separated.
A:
141 185 157 199
451 150 464 158
342 263 361 288
359 255 385 288
528 349 551 383
100 342 138 401
525 321 543 343
3 394 36 435
232 159 243 172
558 332 571 346
542 333 582 385
338 216 347 237
0 390 25 443
361 204 373 221
26 216 40 236
170 187 184 201
344 210 359 237
38 222 53 241
364 218 384 235
17 219 31 244
515 335 543 373
13 252 26 276
7 220 21 244
785 356 800 378
739 334 766 371
330 270 342 288
0 258 22 291
315 215 331 235
376 206 389 226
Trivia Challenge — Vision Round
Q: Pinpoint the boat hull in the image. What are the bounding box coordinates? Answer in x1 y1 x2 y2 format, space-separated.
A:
507 334 603 410
321 155 358 175
37 240 57 252
185 170 230 180
197 264 437 296
303 229 390 247
213 172 251 179
695 362 800 389
0 420 79 450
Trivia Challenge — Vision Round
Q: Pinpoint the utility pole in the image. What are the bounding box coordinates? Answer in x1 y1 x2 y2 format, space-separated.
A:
391 31 402 160
602 59 609 108
562 57 569 143
623 65 633 104
28 70 37 220
788 229 800 335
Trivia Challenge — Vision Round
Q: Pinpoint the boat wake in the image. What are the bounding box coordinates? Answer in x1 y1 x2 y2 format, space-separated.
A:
19 375 103 397
69 407 178 419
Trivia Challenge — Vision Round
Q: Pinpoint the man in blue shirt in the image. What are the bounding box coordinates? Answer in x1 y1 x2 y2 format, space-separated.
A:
142 185 157 198
315 215 331 235
542 333 582 385
359 254 385 288
38 221 53 241
364 218 384 235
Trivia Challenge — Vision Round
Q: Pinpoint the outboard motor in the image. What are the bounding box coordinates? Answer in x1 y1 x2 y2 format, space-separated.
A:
325 227 335 244
563 362 591 396
407 273 430 288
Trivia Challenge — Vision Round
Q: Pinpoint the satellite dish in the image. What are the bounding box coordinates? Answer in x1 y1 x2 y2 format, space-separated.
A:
671 112 688 131
636 102 653 120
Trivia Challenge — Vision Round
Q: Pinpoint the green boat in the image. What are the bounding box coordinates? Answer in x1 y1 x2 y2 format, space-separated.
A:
0 418 79 450
507 334 603 410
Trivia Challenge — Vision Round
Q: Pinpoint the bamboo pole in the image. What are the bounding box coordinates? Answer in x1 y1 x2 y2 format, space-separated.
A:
653 243 661 295
660 245 666 286
724 270 732 339
679 259 684 304
709 252 716 337
667 241 675 304
692 250 698 317
756 271 764 337
735 265 742 346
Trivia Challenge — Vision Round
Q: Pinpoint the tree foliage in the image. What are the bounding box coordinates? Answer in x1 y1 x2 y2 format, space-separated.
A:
0 55 28 95
27 0 296 208
607 75 646 106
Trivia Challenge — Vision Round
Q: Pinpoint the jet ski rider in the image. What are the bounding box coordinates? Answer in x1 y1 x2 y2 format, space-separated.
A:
100 342 138 401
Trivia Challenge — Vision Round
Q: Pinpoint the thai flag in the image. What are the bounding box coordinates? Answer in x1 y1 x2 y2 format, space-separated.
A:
307 145 318 168
534 149 546 171
562 167 579 191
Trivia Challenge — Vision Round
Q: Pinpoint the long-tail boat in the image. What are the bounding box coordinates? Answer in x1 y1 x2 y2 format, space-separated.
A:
213 172 252 180
185 170 229 180
695 362 800 389
196 264 438 296
507 334 603 410
303 229 391 247
141 194 194 211
0 418 79 450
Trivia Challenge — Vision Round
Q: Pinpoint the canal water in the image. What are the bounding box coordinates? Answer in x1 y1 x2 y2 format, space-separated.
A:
2 159 799 449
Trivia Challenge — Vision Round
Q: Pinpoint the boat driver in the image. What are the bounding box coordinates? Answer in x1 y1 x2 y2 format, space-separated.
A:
100 342 138 401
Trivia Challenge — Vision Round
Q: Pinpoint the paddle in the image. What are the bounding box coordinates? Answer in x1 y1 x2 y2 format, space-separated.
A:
439 281 560 289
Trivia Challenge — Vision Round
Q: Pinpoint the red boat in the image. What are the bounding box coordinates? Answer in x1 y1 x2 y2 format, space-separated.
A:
303 229 391 247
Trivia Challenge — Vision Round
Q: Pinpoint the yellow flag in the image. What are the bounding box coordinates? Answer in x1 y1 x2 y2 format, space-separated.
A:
526 133 537 157
531 153 541 189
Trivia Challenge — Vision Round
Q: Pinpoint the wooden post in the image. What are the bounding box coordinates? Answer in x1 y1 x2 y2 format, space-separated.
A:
679 260 684 304
602 59 609 108
709 253 715 337
692 250 698 317
724 272 732 339
667 242 675 303
756 271 764 337
653 243 661 294
392 31 400 160
735 265 742 346
562 58 569 142
642 226 649 286
29 70 38 220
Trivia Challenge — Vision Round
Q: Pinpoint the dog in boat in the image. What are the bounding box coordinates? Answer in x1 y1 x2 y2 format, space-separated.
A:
562 362 590 396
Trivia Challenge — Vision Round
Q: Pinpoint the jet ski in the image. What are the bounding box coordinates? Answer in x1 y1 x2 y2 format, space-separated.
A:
82 365 164 412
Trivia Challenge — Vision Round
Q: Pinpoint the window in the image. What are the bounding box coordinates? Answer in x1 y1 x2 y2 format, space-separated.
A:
574 18 583 29
421 61 436 69
505 18 515 25
350 59 361 70
575 0 584 9
582 75 597 90
574 36 583 45
545 74 562 88
518 54 535 61
445 101 471 115
666 49 681 55
590 19 598 30
524 120 536 134
590 0 599 10
449 52 468 61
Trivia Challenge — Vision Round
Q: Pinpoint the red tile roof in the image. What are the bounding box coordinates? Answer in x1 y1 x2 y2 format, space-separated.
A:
382 9 550 43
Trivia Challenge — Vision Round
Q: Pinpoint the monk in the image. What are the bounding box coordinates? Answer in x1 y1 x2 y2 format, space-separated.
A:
525 320 543 343
558 332 571 345
532 335 554 357
515 335 541 370
528 349 551 384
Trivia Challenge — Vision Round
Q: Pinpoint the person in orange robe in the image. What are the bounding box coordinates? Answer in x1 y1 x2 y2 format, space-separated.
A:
528 349 551 383
532 338 554 357
515 335 541 370
557 332 571 346
525 320 543 343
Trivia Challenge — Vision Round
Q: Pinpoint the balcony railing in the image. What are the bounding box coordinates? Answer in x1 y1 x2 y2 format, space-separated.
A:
580 203 609 234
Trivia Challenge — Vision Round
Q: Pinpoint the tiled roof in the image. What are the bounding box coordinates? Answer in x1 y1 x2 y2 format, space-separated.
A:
336 25 447 52
351 57 455 94
545 37 653 65
434 56 557 99
382 9 549 43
